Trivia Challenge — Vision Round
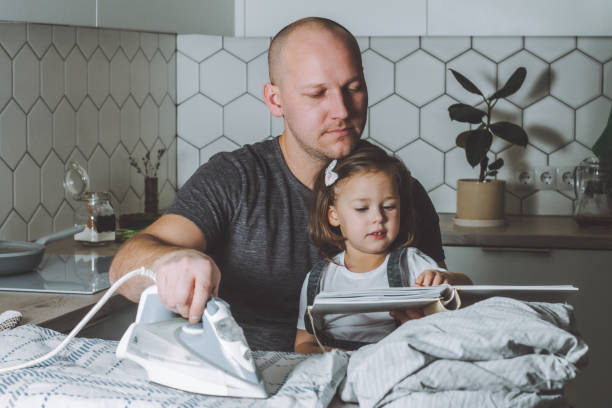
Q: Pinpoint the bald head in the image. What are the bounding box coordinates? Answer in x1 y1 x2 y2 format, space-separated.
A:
268 17 362 85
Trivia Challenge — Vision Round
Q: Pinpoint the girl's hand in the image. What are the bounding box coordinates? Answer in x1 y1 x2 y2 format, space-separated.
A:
415 269 449 286
390 308 424 324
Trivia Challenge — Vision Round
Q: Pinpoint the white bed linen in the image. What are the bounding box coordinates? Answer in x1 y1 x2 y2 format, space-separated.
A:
0 324 348 408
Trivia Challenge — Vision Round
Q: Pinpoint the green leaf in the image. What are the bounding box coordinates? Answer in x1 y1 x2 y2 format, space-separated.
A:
449 69 484 97
465 129 493 167
488 157 504 170
456 130 471 148
593 106 612 160
490 121 528 146
489 67 527 100
448 103 487 124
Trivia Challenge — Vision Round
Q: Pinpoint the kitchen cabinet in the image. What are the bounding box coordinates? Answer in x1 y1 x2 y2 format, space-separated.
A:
428 0 612 36
2 0 611 36
97 0 242 35
444 245 612 408
100 0 426 36
0 0 96 27
243 0 426 37
0 0 426 36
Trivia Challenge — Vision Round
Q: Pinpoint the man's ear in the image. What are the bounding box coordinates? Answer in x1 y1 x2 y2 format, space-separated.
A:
328 206 340 227
263 83 283 117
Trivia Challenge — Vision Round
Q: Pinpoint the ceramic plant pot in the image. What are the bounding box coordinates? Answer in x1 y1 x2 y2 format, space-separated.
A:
455 179 506 227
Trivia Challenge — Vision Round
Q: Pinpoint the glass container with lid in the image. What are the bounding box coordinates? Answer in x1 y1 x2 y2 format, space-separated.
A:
573 157 612 227
64 162 117 245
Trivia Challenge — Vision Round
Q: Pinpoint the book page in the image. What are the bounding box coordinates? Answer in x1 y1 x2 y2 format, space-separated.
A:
309 285 578 315
454 285 578 304
310 285 455 314
310 298 441 314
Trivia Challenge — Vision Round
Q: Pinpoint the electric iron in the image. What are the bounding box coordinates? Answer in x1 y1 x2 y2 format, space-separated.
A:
116 285 268 398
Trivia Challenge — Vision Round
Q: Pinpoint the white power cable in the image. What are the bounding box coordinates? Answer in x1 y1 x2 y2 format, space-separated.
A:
0 267 156 374
306 306 327 353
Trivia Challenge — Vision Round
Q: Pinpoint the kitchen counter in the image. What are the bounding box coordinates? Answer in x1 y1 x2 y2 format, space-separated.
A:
439 213 612 250
0 239 130 334
3 214 611 334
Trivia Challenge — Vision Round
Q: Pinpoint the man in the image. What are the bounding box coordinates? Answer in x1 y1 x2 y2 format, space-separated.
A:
109 17 445 351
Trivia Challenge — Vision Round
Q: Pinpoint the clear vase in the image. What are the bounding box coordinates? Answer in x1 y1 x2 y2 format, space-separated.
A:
573 157 612 226
144 176 158 215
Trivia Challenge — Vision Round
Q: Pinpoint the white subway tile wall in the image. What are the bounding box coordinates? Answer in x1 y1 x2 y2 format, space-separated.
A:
0 22 177 240
177 35 612 216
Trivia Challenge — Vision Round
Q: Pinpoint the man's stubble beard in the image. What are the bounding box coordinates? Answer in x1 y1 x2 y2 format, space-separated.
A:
288 125 362 163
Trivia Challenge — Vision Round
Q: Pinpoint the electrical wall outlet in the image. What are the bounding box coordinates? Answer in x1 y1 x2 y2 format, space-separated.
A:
555 166 575 191
534 166 556 190
514 169 535 189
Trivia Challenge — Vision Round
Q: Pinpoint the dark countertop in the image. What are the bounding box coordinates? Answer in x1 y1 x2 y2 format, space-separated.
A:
3 215 611 332
0 239 128 332
439 213 612 250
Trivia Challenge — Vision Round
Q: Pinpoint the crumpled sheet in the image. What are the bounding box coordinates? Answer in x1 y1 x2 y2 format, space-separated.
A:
0 324 349 408
339 297 588 408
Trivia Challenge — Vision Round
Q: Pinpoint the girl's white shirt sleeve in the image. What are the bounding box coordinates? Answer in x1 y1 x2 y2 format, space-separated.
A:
400 247 446 285
296 272 310 330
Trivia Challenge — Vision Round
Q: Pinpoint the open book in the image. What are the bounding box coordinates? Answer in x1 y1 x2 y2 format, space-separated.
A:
308 285 579 316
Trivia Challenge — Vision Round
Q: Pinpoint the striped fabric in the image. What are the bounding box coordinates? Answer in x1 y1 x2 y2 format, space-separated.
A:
0 325 349 408
339 297 587 408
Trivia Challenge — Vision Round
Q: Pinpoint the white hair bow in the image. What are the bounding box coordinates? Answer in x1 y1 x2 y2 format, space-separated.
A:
325 159 338 187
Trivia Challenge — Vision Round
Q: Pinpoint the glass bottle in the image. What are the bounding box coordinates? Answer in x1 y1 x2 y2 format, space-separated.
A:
64 161 117 245
73 192 117 245
573 157 612 227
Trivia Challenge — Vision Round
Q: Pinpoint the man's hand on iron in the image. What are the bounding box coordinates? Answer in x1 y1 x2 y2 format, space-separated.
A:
153 249 221 324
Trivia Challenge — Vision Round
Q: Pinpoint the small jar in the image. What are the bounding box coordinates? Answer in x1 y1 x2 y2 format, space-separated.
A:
64 161 116 245
74 192 116 245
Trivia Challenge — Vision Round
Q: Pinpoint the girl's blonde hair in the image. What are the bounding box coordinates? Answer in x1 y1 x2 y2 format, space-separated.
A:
308 141 416 260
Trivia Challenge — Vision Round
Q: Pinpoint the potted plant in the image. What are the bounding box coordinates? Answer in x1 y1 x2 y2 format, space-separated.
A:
448 66 529 227
129 147 167 215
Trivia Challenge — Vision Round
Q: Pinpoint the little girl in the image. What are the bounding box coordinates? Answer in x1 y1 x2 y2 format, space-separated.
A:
295 143 471 353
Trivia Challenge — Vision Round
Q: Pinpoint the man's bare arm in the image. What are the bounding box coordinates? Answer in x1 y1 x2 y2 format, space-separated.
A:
109 214 219 323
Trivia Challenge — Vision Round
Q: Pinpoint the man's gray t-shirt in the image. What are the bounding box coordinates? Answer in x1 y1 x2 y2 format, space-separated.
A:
167 138 443 351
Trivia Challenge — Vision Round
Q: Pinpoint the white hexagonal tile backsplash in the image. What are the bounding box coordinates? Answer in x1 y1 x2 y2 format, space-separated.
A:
551 50 601 109
396 50 445 107
370 94 418 151
199 50 246 105
40 47 64 110
28 24 52 58
370 37 419 62
0 22 177 240
472 37 522 63
362 50 394 106
2 25 611 238
176 32 611 218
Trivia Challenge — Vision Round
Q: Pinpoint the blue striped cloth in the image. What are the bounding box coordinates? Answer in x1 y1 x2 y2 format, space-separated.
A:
339 297 587 408
0 324 348 408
